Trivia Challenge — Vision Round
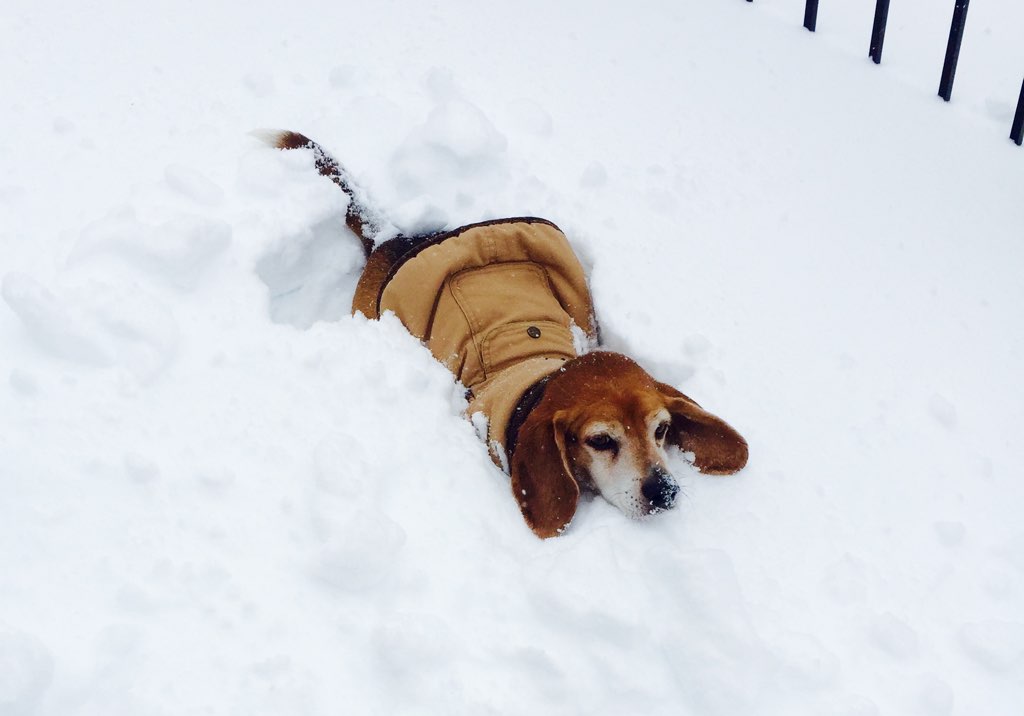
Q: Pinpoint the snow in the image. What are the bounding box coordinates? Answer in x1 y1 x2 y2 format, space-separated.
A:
2 0 1023 714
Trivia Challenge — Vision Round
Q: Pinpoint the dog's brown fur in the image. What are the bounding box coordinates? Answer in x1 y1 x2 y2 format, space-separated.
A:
510 352 747 537
264 131 748 538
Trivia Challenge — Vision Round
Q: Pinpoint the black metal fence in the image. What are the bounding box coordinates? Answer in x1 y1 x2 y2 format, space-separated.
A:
937 0 970 102
869 0 890 65
1014 79 1024 146
776 0 1023 146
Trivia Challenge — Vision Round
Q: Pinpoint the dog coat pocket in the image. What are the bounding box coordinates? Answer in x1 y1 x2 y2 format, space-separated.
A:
449 262 575 380
480 320 575 376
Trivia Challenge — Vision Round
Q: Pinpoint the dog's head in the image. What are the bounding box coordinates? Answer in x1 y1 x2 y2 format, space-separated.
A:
510 352 748 538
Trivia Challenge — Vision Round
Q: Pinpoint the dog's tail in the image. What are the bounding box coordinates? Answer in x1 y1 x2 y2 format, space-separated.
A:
255 130 389 258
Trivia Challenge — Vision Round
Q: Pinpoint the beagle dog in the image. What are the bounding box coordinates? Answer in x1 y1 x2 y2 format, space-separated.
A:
265 131 748 538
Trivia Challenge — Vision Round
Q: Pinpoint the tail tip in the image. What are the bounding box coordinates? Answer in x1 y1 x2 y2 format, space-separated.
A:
249 129 313 150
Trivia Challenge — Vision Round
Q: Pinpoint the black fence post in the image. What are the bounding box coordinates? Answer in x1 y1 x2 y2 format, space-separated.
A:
869 0 891 64
938 0 970 101
803 0 819 32
1012 78 1024 146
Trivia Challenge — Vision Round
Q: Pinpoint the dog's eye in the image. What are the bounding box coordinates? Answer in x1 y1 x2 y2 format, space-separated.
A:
655 422 670 441
585 434 617 452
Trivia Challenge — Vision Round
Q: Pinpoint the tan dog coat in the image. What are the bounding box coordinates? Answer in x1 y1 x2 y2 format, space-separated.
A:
354 218 596 466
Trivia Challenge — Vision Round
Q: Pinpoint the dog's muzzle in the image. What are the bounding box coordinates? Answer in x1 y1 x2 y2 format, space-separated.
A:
642 466 680 511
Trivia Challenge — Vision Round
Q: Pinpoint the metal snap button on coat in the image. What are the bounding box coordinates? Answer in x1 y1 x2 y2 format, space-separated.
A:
527 326 542 339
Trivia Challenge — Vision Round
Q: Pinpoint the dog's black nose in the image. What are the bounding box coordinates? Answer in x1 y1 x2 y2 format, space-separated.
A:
641 467 679 510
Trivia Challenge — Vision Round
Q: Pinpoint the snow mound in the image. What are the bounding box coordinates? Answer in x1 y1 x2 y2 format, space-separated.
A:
2 0 1023 713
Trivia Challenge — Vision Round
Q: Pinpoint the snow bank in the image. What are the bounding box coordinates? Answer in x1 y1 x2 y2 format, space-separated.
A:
2 0 1023 714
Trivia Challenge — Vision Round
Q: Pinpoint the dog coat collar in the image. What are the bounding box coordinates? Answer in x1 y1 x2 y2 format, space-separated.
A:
373 217 563 313
504 372 553 460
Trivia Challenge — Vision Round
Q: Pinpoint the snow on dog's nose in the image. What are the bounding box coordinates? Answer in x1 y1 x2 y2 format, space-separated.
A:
641 466 679 512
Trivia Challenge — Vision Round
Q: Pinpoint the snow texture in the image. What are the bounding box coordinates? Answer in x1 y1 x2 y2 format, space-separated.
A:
2 0 1023 714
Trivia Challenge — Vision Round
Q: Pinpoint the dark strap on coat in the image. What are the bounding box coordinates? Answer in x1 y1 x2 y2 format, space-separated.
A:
504 374 553 459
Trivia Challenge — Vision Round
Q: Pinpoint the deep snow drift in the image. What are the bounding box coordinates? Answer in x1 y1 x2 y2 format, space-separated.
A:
3 0 1023 714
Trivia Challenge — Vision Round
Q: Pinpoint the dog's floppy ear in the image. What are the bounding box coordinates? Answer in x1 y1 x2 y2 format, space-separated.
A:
656 382 749 475
510 411 580 538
